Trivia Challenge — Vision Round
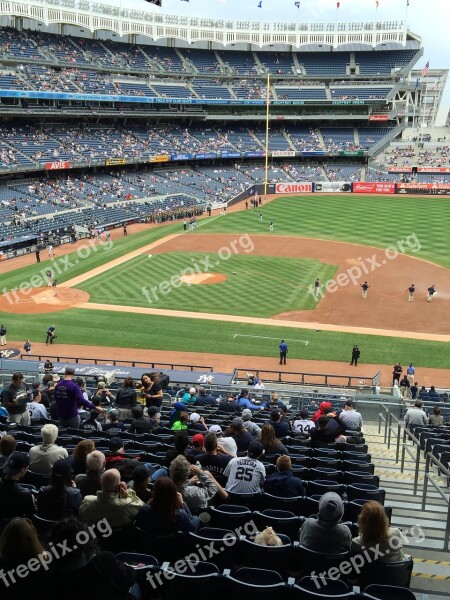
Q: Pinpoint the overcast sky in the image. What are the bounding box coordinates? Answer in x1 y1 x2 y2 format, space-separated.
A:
126 0 450 115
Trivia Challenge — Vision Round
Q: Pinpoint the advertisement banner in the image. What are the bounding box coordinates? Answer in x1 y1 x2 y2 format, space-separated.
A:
217 151 242 158
388 167 412 173
275 182 313 194
314 182 352 192
149 155 170 163
417 167 450 173
245 151 266 158
397 183 450 195
45 161 70 170
171 153 192 161
271 150 296 157
338 151 365 157
369 115 389 121
352 182 396 194
301 151 325 156
105 158 126 166
195 152 217 160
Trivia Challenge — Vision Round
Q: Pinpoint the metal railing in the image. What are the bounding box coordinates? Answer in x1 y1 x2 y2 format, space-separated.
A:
233 367 380 388
19 354 213 372
400 427 422 495
422 452 450 550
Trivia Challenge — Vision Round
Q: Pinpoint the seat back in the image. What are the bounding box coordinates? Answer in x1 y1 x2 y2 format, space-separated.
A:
225 567 286 599
186 528 238 569
292 576 353 599
162 561 221 600
363 583 416 600
358 557 414 590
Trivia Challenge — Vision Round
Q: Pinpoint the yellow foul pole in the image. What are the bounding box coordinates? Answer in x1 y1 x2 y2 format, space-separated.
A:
264 71 270 196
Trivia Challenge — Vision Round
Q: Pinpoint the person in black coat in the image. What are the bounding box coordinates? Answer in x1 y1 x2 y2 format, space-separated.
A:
264 456 304 497
350 345 360 366
37 458 82 519
48 518 137 600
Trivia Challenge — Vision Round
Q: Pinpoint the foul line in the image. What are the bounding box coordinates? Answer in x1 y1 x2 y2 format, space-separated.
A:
233 333 309 345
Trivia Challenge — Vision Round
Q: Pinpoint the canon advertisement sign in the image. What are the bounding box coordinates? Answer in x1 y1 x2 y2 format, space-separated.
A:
275 183 313 194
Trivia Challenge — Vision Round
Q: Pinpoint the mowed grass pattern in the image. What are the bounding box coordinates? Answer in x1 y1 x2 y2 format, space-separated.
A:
202 195 450 269
77 252 338 316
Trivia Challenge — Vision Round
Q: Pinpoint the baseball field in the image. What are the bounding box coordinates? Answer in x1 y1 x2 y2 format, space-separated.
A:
1 193 449 377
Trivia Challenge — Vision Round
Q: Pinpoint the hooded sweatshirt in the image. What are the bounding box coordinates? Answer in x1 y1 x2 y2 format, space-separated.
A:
299 492 351 553
312 401 333 423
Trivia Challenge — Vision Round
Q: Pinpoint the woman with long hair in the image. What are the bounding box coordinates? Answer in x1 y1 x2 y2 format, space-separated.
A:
140 373 163 409
260 423 289 455
0 518 48 597
135 476 199 534
37 458 82 519
115 377 137 420
352 500 406 561
69 439 95 476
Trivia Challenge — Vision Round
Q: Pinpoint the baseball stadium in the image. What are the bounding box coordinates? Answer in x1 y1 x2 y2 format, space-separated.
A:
0 1 449 598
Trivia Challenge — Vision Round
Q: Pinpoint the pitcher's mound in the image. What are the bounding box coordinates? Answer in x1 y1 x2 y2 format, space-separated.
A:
0 287 90 314
180 273 227 285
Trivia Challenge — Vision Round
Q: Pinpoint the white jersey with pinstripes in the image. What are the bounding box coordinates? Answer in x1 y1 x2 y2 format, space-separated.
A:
223 456 265 494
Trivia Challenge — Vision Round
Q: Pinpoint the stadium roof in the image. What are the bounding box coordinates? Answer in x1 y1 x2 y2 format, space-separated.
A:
2 0 422 50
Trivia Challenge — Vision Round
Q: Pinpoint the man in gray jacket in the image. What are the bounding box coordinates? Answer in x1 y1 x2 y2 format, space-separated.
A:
299 492 351 554
404 401 428 428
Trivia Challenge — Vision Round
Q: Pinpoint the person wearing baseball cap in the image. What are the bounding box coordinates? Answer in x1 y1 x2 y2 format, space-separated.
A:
189 413 207 432
208 425 237 457
185 434 205 463
55 367 104 428
103 409 125 435
0 452 35 518
223 441 266 494
182 387 198 405
339 400 363 430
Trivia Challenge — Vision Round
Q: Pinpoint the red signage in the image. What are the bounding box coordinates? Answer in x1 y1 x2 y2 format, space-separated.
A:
275 182 313 194
352 182 396 194
45 161 70 170
417 167 450 173
397 183 450 190
369 115 389 121
388 167 412 173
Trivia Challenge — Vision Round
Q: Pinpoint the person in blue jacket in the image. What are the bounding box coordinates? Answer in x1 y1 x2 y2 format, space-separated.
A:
237 389 260 410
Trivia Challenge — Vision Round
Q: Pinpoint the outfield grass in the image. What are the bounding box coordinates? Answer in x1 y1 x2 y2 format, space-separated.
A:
0 308 448 369
1 195 449 369
77 252 338 316
201 195 450 269
0 222 181 293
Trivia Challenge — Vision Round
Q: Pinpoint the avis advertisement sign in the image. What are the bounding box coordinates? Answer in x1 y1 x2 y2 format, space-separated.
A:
45 161 70 170
352 182 396 194
314 182 352 193
275 182 313 194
